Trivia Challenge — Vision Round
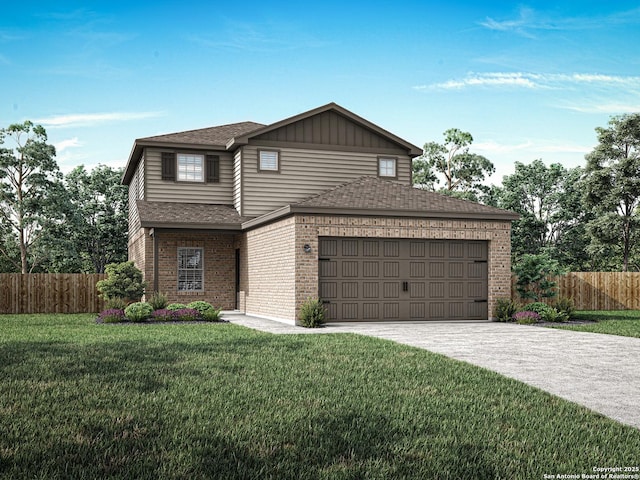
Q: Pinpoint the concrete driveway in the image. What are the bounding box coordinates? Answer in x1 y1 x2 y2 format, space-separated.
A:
226 314 640 430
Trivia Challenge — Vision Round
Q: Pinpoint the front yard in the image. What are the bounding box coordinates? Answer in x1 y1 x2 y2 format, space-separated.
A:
549 310 640 338
1 314 639 479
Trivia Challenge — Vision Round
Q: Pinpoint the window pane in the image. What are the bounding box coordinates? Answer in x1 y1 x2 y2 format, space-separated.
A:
379 158 396 177
177 248 203 291
259 151 278 171
177 154 204 181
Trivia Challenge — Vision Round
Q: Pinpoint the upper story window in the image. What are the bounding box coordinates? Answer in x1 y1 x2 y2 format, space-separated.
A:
258 150 279 172
178 153 204 182
162 152 220 183
378 157 397 178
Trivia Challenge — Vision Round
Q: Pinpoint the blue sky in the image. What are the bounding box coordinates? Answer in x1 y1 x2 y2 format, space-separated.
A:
2 1 640 184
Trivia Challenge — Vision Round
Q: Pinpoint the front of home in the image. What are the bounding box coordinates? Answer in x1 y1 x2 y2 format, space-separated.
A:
123 103 518 324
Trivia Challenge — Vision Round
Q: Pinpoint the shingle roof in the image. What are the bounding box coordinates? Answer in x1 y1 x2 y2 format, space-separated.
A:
137 201 253 229
291 176 519 219
138 121 265 147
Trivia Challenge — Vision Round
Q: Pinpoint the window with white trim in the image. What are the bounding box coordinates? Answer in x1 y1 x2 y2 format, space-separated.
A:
177 247 203 291
177 153 204 182
259 150 279 172
378 157 397 177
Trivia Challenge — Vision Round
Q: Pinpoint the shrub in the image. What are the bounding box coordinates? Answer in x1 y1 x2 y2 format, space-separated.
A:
172 308 201 321
298 297 326 328
522 302 567 322
167 303 188 311
151 309 176 322
554 296 575 320
201 307 222 322
124 302 153 322
187 301 215 315
97 262 147 303
493 298 519 322
524 302 551 316
148 291 169 310
513 253 565 301
97 309 126 324
104 297 127 310
512 311 541 324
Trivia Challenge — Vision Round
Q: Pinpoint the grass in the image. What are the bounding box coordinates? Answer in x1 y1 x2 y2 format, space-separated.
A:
548 310 640 338
1 314 639 479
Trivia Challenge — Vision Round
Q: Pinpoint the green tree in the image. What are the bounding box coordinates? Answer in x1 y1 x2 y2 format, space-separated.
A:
50 165 128 273
514 252 565 301
498 160 591 270
583 113 640 271
0 121 65 273
413 128 495 201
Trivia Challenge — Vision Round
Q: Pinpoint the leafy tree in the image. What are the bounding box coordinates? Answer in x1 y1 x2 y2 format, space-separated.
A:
413 128 495 201
48 165 128 273
583 113 640 271
0 121 65 273
498 160 591 269
514 252 565 301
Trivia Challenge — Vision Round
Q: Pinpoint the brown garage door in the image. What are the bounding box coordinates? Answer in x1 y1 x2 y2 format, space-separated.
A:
318 237 488 321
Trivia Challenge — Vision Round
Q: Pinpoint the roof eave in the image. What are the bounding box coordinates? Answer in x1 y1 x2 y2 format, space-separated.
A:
140 220 243 230
289 205 520 221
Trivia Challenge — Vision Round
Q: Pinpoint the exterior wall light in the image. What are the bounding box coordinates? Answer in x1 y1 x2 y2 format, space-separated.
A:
303 244 312 253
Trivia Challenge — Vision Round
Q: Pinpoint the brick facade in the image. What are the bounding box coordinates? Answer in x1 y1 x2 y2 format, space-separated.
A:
241 214 512 323
239 217 297 321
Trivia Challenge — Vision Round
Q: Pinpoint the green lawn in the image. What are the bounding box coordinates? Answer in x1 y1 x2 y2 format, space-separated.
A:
549 310 640 338
1 315 639 479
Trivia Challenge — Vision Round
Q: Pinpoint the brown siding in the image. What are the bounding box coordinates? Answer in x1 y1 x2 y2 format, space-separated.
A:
145 148 234 204
253 110 405 152
241 146 412 217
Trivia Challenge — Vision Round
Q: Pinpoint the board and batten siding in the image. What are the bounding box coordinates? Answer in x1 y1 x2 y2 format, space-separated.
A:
144 148 234 204
239 145 412 217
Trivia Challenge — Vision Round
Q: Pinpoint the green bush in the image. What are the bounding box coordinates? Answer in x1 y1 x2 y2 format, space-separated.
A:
148 291 169 310
97 262 147 303
186 301 215 314
522 302 567 322
298 297 326 328
167 303 188 311
104 297 127 310
124 302 153 322
201 307 222 322
493 298 519 322
554 296 575 320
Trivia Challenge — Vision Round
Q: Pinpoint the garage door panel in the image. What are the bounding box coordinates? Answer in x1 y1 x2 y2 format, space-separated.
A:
319 237 488 321
342 303 358 319
320 260 337 277
342 261 358 277
383 282 400 298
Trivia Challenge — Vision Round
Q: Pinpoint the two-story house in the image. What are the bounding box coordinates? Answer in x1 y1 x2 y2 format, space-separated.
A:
123 103 518 324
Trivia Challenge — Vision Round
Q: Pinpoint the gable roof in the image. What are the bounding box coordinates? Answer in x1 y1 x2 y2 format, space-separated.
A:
243 177 519 229
122 103 422 185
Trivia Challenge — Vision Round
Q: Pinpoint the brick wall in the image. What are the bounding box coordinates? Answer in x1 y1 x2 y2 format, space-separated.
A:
294 215 512 321
128 227 153 292
241 217 296 321
154 231 237 308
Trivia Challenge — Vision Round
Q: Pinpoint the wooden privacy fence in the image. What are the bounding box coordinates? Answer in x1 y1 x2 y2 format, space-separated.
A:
512 272 640 311
0 274 106 314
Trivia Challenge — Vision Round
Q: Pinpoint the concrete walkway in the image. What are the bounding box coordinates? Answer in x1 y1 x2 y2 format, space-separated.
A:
224 313 640 429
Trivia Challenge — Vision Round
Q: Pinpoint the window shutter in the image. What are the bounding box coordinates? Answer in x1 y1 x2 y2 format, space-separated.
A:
206 155 220 183
161 152 176 181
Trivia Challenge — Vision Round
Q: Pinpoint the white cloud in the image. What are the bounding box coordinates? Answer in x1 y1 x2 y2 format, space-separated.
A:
35 111 165 128
473 140 534 154
474 139 592 157
414 72 640 92
54 137 82 153
560 103 640 114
